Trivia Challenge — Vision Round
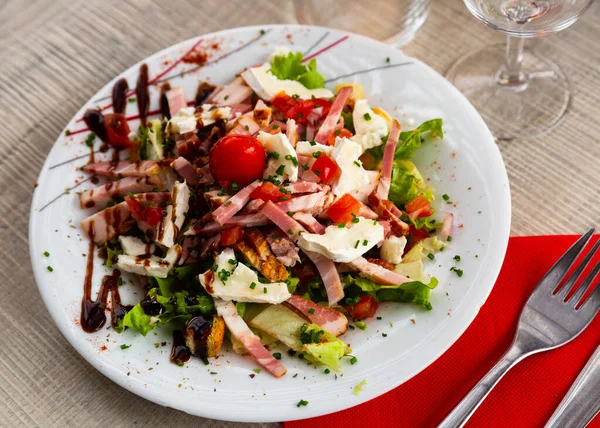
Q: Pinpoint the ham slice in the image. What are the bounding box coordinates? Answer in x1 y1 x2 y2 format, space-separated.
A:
80 192 171 245
207 77 253 106
347 257 411 285
441 212 454 240
242 198 265 214
281 181 322 194
376 119 402 200
212 180 260 225
83 160 162 178
215 300 286 378
170 157 199 185
266 230 300 267
293 212 326 234
166 87 187 117
357 204 378 220
79 176 164 209
261 201 344 305
314 86 352 144
228 115 260 136
275 191 328 215
350 170 380 203
227 103 253 116
186 213 268 235
368 191 410 236
197 164 214 186
283 295 348 336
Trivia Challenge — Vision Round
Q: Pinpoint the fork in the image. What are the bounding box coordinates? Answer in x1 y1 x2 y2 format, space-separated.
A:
439 228 600 428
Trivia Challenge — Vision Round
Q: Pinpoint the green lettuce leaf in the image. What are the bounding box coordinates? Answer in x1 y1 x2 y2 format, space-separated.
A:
235 302 247 318
269 52 325 89
344 275 438 310
286 276 300 294
147 119 164 160
388 160 435 207
301 324 351 372
118 303 157 336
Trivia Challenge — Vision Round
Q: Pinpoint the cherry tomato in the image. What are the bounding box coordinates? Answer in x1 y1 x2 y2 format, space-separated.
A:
209 135 266 187
272 92 332 125
346 295 378 320
221 226 244 246
250 182 290 203
125 196 164 227
405 195 433 219
326 193 361 224
311 153 340 184
326 128 352 146
103 113 131 148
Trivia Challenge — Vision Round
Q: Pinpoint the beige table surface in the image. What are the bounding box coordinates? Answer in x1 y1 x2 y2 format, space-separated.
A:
1 0 599 426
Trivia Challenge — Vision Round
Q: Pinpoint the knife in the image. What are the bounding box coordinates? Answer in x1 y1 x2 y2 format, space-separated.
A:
545 345 600 428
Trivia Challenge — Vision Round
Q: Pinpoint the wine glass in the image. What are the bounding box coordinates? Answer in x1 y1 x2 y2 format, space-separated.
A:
446 0 595 141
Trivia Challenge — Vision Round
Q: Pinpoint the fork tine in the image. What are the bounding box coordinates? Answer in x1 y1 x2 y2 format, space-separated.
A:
557 238 600 300
579 279 600 313
533 228 595 296
570 261 600 307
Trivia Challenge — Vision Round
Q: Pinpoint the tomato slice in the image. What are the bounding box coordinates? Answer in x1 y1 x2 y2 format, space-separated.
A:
272 92 332 125
326 128 352 146
326 193 361 224
103 113 132 148
125 196 164 227
250 182 290 203
209 135 266 187
221 226 244 246
346 295 378 320
405 195 433 219
311 153 340 184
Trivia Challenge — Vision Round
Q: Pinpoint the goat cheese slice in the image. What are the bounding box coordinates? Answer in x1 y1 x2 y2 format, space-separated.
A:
330 137 369 197
298 217 384 263
117 244 182 278
295 141 334 158
199 248 291 304
155 181 190 248
351 99 389 152
380 236 408 265
257 131 298 183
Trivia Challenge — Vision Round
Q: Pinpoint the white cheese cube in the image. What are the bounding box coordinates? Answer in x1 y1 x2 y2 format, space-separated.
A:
380 236 408 265
351 99 389 152
330 137 369 197
257 131 298 183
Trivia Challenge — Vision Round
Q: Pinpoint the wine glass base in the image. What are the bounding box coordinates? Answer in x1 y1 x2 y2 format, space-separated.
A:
446 44 571 141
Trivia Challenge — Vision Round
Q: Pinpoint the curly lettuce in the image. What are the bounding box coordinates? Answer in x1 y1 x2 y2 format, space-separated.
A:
269 52 325 89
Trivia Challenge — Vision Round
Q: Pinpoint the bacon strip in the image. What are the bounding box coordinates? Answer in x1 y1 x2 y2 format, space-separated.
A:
282 181 322 194
170 157 199 185
207 77 253 106
261 201 344 305
186 213 268 235
293 212 326 234
284 295 348 336
376 119 402 200
314 86 352 144
212 180 261 225
368 191 410 236
357 204 378 220
228 115 260 136
79 176 164 210
266 230 300 267
215 300 286 378
347 257 411 285
441 212 454 240
80 192 171 245
83 160 161 178
166 87 187 117
275 191 328 215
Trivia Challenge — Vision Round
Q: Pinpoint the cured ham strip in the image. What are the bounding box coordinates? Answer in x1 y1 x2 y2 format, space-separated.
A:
207 77 253 106
228 115 260 136
281 181 322 194
347 257 411 285
228 103 253 116
283 295 348 336
293 212 326 234
357 204 378 220
80 192 171 245
368 191 410 236
170 157 199 185
166 87 187 117
212 180 260 225
186 213 268 235
314 86 352 145
197 164 214 186
376 119 401 200
215 299 286 378
79 176 163 209
261 201 344 305
275 191 328 215
83 160 161 178
266 230 300 267
441 212 454 240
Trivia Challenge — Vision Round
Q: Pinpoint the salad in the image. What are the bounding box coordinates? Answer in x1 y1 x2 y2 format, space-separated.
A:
76 47 452 378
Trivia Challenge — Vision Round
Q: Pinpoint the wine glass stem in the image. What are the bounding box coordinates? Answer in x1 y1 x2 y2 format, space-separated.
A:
497 36 527 90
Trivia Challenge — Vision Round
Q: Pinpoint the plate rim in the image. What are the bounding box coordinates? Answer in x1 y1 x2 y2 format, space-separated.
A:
29 23 511 422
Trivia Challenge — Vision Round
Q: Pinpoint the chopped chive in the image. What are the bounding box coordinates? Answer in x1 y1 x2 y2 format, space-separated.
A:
309 141 316 146
363 113 371 121
287 349 297 356
250 282 256 289
85 133 96 147
350 356 358 365
382 333 388 337
373 220 378 225
292 94 300 99
450 267 463 277
245 125 250 131
253 368 261 374
376 316 382 320
273 352 282 360
308 308 315 314
353 160 361 167
47 266 54 272
272 124 280 130
276 165 285 175
228 259 237 265
427 253 435 260
453 255 461 262
442 194 450 201
120 344 131 350
224 201 232 207
312 151 323 158
334 129 341 135
263 287 268 294
348 325 355 330
324 368 330 374
279 196 288 201
301 164 309 170
288 229 294 235
313 169 321 176
447 236 453 242
354 240 360 249
355 322 367 330
285 154 299 166
64 129 71 136
297 399 309 407
337 223 345 228
386 57 390 63
43 251 50 257
363 239 368 246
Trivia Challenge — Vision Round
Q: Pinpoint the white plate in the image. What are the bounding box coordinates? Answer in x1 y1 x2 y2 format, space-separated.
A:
29 25 510 422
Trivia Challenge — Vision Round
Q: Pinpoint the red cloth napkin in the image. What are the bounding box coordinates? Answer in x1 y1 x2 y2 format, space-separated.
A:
286 235 600 428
